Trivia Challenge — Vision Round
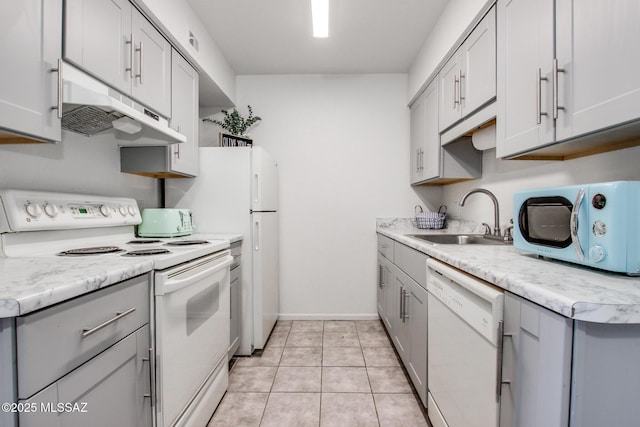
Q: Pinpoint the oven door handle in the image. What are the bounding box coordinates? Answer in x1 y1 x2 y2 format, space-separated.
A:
570 188 586 262
161 256 233 295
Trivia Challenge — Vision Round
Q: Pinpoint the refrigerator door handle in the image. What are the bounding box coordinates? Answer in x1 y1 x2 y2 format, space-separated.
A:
254 218 260 251
254 173 261 205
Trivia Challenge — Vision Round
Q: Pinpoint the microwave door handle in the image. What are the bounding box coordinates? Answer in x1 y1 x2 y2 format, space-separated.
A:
570 188 586 261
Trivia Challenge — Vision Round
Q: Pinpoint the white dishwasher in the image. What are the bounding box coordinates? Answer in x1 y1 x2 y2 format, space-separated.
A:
427 258 504 427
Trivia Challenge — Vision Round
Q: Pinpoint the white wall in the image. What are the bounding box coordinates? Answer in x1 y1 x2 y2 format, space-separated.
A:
229 74 423 319
408 0 491 102
0 131 159 208
441 144 640 232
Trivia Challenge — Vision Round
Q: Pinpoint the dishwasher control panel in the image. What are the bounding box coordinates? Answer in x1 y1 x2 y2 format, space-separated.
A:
427 258 504 346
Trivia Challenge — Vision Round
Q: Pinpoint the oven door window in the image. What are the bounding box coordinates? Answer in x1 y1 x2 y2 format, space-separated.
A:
519 197 572 248
186 281 219 335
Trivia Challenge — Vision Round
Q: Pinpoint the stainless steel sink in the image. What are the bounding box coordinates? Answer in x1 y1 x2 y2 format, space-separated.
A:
406 234 512 245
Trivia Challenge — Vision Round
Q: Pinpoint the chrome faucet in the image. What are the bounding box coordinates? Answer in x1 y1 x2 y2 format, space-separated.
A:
458 188 501 237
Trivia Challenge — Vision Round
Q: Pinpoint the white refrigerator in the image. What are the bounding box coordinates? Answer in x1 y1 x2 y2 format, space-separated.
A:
165 147 279 355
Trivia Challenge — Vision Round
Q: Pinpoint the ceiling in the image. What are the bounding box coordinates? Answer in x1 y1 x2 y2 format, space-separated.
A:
186 0 449 75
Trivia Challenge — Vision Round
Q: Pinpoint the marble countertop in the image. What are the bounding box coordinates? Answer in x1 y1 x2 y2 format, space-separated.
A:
194 233 243 243
0 233 244 318
378 218 640 324
0 257 154 318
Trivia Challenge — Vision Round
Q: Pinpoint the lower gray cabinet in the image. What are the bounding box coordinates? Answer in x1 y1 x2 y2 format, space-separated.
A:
376 234 428 406
19 325 152 427
570 321 640 427
405 278 428 407
391 267 411 366
377 252 395 332
500 292 572 427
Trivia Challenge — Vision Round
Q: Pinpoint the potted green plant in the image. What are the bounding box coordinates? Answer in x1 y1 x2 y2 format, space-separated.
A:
203 105 261 147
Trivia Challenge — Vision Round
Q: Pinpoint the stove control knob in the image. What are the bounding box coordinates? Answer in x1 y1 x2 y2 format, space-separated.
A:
25 202 42 218
589 245 607 263
119 206 128 216
43 203 59 218
99 205 111 217
127 206 136 216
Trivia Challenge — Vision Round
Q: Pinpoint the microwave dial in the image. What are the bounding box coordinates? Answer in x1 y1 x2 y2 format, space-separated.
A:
592 220 607 237
592 193 606 209
589 245 607 263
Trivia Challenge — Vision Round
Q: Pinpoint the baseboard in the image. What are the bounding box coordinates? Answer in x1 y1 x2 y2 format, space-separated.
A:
277 313 380 321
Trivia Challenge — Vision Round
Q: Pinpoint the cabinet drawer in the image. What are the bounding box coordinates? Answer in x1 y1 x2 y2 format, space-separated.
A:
394 242 428 288
19 325 151 427
377 234 394 260
16 274 150 399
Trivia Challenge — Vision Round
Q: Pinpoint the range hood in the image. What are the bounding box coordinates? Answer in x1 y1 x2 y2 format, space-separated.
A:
61 61 186 145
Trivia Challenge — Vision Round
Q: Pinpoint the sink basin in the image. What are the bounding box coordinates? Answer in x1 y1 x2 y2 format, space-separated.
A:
406 234 512 245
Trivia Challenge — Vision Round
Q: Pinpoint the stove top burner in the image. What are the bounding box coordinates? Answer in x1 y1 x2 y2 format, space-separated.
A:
127 239 162 244
165 240 209 246
59 246 125 256
123 248 172 256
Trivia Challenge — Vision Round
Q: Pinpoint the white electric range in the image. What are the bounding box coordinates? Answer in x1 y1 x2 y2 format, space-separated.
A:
0 189 231 427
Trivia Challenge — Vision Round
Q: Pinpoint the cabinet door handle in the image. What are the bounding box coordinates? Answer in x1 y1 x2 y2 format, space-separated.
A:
416 148 420 173
552 58 565 119
420 148 424 172
135 41 144 84
81 307 136 338
403 290 410 322
125 34 134 78
50 58 62 119
142 348 156 408
453 74 460 108
378 265 383 288
496 320 505 397
399 287 404 320
536 68 549 125
459 72 465 103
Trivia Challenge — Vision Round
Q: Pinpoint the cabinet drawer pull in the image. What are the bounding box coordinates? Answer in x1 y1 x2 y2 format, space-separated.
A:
81 307 136 338
459 72 465 102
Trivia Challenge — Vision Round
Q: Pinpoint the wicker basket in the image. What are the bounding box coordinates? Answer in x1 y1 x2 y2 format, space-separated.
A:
415 205 447 229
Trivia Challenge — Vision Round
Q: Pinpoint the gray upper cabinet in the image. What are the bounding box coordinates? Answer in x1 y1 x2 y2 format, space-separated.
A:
120 49 199 178
64 0 132 94
0 0 62 143
554 0 640 142
168 50 199 177
410 80 440 184
497 0 640 159
130 8 172 117
439 6 496 132
410 79 482 185
64 0 171 118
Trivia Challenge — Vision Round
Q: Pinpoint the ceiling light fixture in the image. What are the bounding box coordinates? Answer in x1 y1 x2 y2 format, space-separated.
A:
311 0 329 38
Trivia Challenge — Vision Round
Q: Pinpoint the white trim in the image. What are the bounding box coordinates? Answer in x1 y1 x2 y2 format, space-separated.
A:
277 313 380 321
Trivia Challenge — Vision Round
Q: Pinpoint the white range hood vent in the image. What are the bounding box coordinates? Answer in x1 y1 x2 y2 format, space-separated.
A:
61 62 186 145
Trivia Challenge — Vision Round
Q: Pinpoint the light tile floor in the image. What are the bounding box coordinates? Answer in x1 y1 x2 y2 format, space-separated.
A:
208 320 430 427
